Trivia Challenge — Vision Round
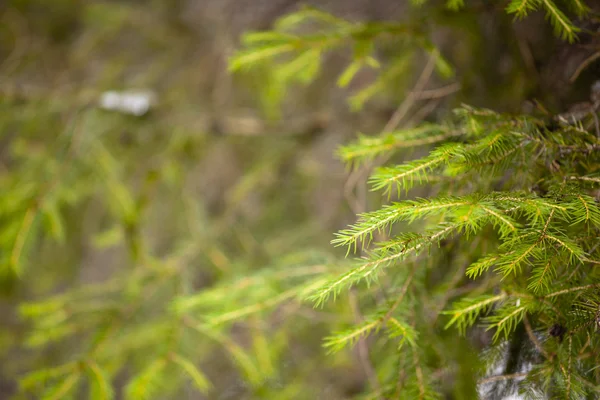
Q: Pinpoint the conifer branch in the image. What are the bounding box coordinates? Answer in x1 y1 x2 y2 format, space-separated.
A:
387 317 418 349
506 0 536 18
540 0 579 42
484 304 527 342
338 126 464 165
8 3 600 399
324 318 382 353
369 143 462 193
545 283 600 298
205 277 329 325
313 224 456 305
332 196 471 249
527 260 555 294
443 294 506 334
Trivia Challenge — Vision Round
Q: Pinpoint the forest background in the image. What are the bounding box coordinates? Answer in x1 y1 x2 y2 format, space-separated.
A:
1 1 600 399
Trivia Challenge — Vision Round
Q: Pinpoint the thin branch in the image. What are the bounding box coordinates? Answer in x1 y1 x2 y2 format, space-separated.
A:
570 175 600 184
383 268 415 322
405 99 442 127
408 82 461 100
545 283 600 298
478 372 528 384
349 289 383 398
382 55 437 133
523 314 550 359
566 335 572 398
344 53 438 216
412 346 426 400
569 51 600 83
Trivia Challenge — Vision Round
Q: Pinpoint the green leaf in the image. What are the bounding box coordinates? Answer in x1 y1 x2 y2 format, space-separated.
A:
337 60 363 88
86 362 114 400
42 203 65 243
446 0 465 10
41 372 81 400
338 124 463 165
92 225 124 249
427 48 455 79
170 354 211 394
20 363 76 392
277 48 322 84
241 31 298 45
229 44 296 72
125 358 167 400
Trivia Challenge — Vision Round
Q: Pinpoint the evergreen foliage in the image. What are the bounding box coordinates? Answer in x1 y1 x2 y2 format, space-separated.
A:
229 1 600 398
2 0 600 399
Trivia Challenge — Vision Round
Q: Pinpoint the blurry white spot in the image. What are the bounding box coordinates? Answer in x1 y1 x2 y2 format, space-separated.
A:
99 90 157 116
516 299 520 307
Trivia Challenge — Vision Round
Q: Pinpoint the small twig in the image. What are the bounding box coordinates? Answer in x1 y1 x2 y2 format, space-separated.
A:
405 99 442 127
349 289 383 398
523 314 550 360
412 346 426 400
383 268 415 322
566 336 573 398
545 283 600 298
569 175 600 184
478 372 528 385
382 55 437 133
569 51 600 83
406 306 427 399
343 53 440 215
393 367 407 400
408 82 461 100
514 28 538 78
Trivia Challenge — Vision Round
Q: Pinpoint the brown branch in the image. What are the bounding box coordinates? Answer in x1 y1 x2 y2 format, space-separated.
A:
569 51 600 83
566 336 572 398
523 314 550 360
569 175 600 184
478 372 528 384
408 82 461 100
382 55 437 133
412 347 426 400
383 268 415 322
349 289 383 398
